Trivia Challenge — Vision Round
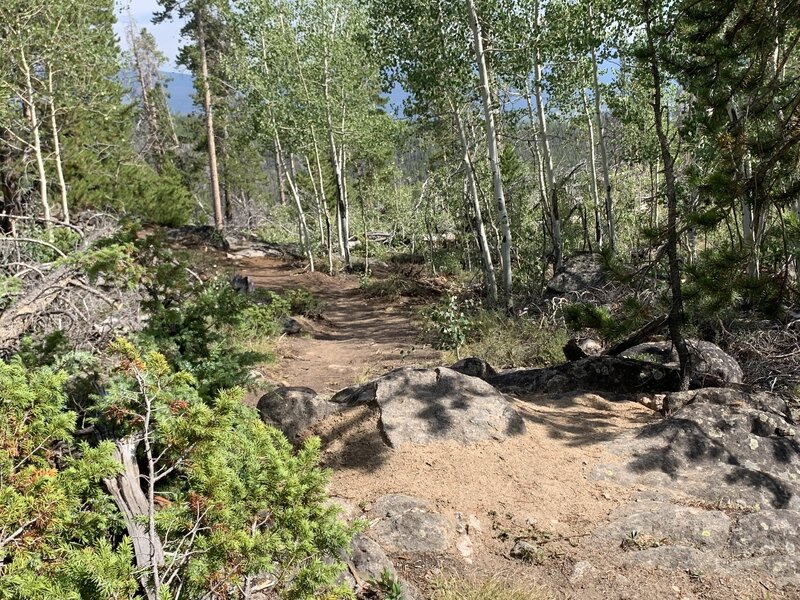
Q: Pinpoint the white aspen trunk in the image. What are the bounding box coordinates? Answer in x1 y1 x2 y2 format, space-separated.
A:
274 131 314 271
20 49 51 241
468 0 512 304
582 91 603 250
274 137 287 205
198 14 224 231
533 49 561 271
47 69 69 224
305 155 326 249
453 103 498 303
322 51 351 269
312 136 334 275
741 157 760 278
590 45 615 253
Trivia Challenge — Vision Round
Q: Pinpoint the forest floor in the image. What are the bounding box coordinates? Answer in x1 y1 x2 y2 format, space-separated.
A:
229 253 785 600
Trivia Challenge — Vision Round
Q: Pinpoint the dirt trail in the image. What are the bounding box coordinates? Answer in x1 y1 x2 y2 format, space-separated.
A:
235 256 442 397
231 255 780 599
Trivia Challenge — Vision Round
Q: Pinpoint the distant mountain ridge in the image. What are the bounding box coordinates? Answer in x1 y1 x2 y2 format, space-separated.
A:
161 71 196 115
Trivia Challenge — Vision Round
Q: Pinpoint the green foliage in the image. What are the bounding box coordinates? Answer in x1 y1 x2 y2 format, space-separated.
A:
423 295 476 358
562 297 653 343
139 278 265 400
101 340 356 599
461 311 568 369
371 569 404 600
0 359 136 600
115 162 193 227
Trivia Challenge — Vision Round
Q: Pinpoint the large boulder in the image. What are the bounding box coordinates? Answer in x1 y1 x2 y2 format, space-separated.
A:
450 357 498 379
257 386 341 440
368 494 452 554
621 339 743 386
332 367 525 447
592 387 800 510
547 253 606 295
487 356 682 395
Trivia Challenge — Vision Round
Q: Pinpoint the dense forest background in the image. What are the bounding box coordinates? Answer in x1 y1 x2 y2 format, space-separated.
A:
1 0 799 598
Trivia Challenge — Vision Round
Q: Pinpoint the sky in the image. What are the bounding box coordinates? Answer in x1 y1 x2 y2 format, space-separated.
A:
114 0 186 72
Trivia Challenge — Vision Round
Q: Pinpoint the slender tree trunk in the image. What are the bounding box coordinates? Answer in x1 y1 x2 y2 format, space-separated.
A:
273 136 287 205
197 13 223 231
311 136 334 275
20 49 51 242
453 103 498 304
643 0 690 389
274 131 314 271
47 69 69 224
468 0 512 306
582 91 603 250
323 53 350 269
590 44 615 253
533 48 561 271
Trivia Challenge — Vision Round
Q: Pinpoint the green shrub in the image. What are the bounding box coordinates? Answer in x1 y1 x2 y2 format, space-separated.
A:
461 311 568 369
423 295 476 358
0 359 136 599
99 340 356 599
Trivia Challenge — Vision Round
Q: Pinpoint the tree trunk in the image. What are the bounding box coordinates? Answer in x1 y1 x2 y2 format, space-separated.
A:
591 44 615 254
643 0 690 389
453 103 498 304
20 48 51 241
47 69 69 224
323 52 350 269
104 437 163 600
582 91 603 250
533 49 561 272
273 136 287 205
197 13 224 232
468 0 512 306
276 136 314 271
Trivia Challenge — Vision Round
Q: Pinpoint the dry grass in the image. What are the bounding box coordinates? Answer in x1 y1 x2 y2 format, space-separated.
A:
429 576 547 600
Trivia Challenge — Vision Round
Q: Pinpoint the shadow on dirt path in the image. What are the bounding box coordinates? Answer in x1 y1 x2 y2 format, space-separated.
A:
232 256 442 397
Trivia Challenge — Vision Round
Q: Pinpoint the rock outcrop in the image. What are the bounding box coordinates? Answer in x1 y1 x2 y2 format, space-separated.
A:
621 339 743 386
333 367 525 447
547 253 606 295
257 386 341 440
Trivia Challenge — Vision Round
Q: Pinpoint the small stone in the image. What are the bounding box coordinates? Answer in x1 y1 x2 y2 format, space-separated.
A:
569 560 593 584
467 514 482 536
510 540 541 563
456 535 473 563
455 512 466 534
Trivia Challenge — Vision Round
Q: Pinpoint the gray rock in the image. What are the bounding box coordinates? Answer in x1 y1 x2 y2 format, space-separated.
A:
348 535 423 600
510 540 542 563
279 317 302 335
488 356 682 395
621 339 743 386
375 367 525 447
728 510 800 558
369 494 452 553
569 560 594 584
547 253 606 294
257 386 341 440
563 337 603 361
595 388 800 510
230 274 255 294
619 545 722 572
596 502 731 550
450 357 498 380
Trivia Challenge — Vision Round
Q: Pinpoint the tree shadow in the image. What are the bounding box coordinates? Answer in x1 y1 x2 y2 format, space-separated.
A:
511 392 657 447
624 415 800 509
